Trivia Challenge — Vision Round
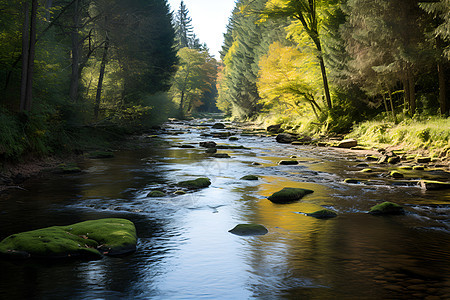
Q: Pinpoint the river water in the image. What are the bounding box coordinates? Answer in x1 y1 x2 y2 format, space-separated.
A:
1 119 449 299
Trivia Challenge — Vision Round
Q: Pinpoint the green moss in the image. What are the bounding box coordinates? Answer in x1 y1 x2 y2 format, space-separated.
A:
241 175 259 181
147 190 166 197
58 163 82 174
0 218 137 259
369 202 405 215
88 151 114 159
177 177 211 189
228 224 268 236
413 165 425 170
306 209 338 219
268 187 314 204
360 168 374 173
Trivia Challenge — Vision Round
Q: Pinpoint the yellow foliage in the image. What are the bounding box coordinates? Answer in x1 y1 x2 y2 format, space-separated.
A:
257 42 322 117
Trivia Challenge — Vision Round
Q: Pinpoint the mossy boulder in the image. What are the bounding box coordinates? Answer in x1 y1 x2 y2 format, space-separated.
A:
229 136 239 141
268 187 314 204
0 218 137 259
419 180 450 191
241 175 259 181
177 177 211 189
413 165 425 171
416 157 431 164
368 202 405 215
228 224 268 236
360 168 374 173
278 160 299 166
89 151 114 159
147 190 166 197
212 123 226 129
388 156 401 164
390 171 404 179
205 148 217 154
306 209 338 219
58 163 81 174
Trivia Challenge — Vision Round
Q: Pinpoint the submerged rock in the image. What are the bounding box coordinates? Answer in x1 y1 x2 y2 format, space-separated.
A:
240 175 259 181
205 148 217 154
229 136 239 141
276 133 295 144
390 171 404 179
368 202 405 215
89 151 114 159
416 157 431 164
179 145 195 149
228 224 268 236
0 218 137 259
212 153 230 158
147 190 166 197
58 163 82 174
199 141 217 148
268 187 314 204
278 160 299 165
212 123 226 129
177 177 211 189
419 180 450 191
306 209 338 219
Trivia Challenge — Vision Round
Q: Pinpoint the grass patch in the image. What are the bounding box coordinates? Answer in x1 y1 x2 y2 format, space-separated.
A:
347 117 450 156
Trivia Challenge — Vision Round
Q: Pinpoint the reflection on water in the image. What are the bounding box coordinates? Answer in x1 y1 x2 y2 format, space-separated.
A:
1 120 450 299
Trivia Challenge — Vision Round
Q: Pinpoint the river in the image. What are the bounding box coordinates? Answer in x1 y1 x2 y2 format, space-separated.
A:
1 119 449 299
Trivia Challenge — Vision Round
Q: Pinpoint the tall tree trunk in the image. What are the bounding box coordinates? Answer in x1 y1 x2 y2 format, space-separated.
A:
94 35 109 120
20 0 30 111
388 89 396 122
407 68 416 116
318 54 332 110
69 0 81 103
382 92 389 115
24 0 38 111
20 0 37 112
403 72 410 115
438 61 448 116
179 90 185 119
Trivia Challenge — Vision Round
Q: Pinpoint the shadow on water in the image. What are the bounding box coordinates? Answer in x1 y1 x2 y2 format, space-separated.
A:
1 119 450 299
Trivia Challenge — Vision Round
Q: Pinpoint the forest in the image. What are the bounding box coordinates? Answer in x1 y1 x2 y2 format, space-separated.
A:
0 0 449 162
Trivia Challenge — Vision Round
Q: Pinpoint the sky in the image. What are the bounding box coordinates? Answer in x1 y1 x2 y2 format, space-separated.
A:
167 0 237 59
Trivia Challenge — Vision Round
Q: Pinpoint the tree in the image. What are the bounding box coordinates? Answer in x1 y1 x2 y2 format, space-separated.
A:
174 1 199 49
420 0 450 116
261 0 335 110
257 42 323 119
170 47 217 118
19 0 38 112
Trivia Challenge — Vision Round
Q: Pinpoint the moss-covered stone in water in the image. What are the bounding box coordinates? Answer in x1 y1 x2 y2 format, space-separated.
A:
0 218 137 259
177 177 211 189
59 163 81 174
241 175 259 181
369 202 405 215
89 151 114 159
268 187 314 204
306 209 338 219
360 168 373 173
419 180 450 191
413 165 425 170
212 153 230 158
228 224 268 236
390 171 404 179
229 136 239 141
344 178 362 184
416 157 431 164
147 190 166 197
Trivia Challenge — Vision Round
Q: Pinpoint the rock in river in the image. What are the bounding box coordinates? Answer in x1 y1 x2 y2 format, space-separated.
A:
199 141 217 148
306 209 338 219
241 175 259 181
0 218 137 259
212 123 226 129
419 180 450 191
177 177 211 189
228 224 268 236
337 139 358 148
268 187 314 204
276 133 295 144
368 202 405 215
278 160 299 165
